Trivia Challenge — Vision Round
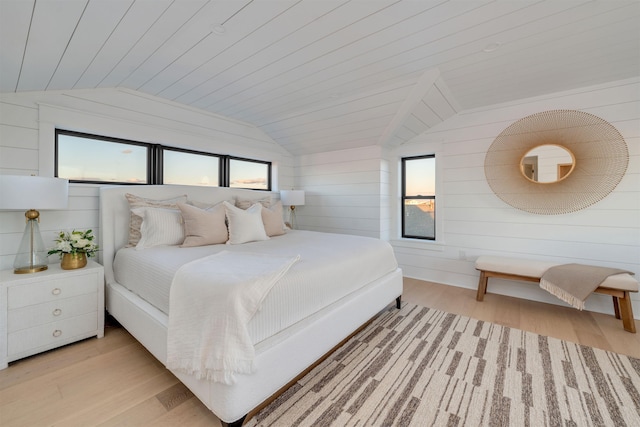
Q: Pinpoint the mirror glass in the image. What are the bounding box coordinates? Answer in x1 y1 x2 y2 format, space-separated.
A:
520 144 575 183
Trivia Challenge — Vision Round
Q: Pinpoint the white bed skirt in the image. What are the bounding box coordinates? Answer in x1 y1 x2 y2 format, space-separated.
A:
106 267 403 423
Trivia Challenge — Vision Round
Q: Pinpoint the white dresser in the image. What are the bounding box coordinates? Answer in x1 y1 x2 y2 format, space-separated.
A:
0 260 104 369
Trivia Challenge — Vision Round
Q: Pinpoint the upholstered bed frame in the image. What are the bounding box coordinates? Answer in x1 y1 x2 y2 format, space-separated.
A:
99 185 403 425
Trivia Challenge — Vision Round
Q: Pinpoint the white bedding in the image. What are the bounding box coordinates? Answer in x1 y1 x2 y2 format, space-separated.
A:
113 229 399 345
167 251 300 384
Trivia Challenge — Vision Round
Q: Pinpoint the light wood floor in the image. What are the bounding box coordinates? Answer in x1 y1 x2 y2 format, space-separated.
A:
1 278 638 426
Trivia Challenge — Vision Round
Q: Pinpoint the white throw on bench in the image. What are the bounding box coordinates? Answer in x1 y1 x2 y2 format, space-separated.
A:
475 256 638 333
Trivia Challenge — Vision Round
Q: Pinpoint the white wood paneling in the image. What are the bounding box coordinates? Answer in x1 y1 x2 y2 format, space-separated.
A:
444 3 640 106
45 0 135 90
16 0 86 92
389 77 640 319
171 0 351 106
0 0 33 92
0 146 38 171
0 101 38 130
94 0 207 89
0 126 38 150
295 145 386 238
261 72 459 156
2 1 637 156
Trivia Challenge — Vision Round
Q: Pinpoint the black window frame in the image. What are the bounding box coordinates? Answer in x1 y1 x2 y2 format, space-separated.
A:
401 154 436 240
159 145 223 187
54 129 272 191
55 129 153 185
226 156 272 191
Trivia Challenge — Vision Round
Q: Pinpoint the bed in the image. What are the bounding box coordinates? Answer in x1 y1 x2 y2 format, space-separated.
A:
99 185 403 426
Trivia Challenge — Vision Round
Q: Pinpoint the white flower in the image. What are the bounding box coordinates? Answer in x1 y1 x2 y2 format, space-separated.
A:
75 238 90 248
48 229 98 258
56 241 72 252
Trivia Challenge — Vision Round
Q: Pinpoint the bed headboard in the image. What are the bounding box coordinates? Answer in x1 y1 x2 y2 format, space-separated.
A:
99 185 277 286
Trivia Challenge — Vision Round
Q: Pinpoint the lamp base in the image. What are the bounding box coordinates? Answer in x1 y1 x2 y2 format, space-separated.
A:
289 205 297 229
13 212 50 274
14 264 48 274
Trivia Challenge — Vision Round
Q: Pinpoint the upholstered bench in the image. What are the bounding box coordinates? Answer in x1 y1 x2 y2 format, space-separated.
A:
475 255 638 333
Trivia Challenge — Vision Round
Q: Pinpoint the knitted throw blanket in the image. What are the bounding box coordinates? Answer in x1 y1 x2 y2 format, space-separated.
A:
540 263 632 310
166 250 300 384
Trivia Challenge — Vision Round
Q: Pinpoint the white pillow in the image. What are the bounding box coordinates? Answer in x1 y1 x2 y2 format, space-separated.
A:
131 207 184 249
223 201 269 245
125 193 187 247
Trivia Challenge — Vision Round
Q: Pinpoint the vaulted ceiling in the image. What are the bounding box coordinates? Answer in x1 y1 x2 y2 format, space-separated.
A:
1 0 638 155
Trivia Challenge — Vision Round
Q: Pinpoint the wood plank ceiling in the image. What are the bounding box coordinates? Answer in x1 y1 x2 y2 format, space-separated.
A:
1 0 639 156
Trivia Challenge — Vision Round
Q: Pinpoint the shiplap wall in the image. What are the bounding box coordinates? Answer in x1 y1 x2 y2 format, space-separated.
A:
0 88 293 271
295 145 387 238
390 77 639 318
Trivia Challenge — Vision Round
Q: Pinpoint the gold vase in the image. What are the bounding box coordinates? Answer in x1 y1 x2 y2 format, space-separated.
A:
61 252 87 270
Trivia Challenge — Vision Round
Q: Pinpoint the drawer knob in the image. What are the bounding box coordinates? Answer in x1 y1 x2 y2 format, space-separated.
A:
52 330 62 338
52 288 62 296
53 308 62 316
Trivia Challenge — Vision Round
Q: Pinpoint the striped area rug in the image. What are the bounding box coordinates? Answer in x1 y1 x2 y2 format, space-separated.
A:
246 303 640 426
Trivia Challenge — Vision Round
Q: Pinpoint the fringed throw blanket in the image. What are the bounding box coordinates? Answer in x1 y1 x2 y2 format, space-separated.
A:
540 263 632 310
166 250 300 385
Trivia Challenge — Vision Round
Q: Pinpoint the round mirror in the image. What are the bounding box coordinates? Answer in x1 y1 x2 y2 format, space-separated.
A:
520 144 575 183
485 110 628 215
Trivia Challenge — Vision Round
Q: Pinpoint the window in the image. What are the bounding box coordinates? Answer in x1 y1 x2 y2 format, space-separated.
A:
402 155 435 240
228 157 271 190
55 130 271 190
56 130 150 184
162 148 220 187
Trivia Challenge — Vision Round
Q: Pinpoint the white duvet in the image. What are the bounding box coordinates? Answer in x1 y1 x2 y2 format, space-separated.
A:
113 230 399 346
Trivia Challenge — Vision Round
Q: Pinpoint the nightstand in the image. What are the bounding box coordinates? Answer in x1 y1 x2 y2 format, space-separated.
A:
0 260 104 369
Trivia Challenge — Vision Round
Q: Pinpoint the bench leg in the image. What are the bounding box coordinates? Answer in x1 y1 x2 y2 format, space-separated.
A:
476 271 488 302
612 296 621 319
617 291 636 333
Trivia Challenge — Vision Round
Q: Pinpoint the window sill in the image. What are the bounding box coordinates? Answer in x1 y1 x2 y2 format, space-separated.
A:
390 239 444 252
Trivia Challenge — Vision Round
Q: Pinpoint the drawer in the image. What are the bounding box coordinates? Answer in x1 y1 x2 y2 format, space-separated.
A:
7 312 98 357
7 293 98 333
8 272 98 309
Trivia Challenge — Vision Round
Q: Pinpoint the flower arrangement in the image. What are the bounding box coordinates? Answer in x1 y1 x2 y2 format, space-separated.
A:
48 229 99 258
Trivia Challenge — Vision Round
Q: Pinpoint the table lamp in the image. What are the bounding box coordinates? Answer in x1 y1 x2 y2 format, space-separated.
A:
280 190 305 229
0 175 69 273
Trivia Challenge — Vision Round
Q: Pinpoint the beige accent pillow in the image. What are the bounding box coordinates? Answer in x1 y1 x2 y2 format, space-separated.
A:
126 193 187 247
223 201 269 244
261 201 286 237
236 197 270 210
177 202 228 247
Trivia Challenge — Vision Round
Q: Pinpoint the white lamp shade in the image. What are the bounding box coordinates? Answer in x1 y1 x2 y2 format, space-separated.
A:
280 190 305 206
0 175 68 210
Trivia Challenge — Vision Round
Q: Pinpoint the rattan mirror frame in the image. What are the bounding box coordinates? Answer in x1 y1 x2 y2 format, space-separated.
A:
484 110 628 215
